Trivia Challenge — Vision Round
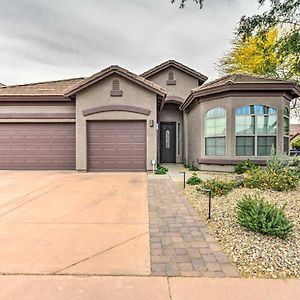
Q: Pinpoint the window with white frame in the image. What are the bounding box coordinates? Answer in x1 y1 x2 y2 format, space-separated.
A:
205 107 226 156
235 105 277 156
283 107 290 154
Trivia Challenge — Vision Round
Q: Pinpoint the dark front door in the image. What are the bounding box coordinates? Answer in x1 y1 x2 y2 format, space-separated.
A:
160 122 176 163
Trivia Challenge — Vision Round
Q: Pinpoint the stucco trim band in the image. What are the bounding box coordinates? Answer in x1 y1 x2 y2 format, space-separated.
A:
0 113 76 119
0 96 70 102
82 105 151 116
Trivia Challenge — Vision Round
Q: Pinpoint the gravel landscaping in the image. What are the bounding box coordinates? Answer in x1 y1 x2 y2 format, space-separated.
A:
179 173 300 279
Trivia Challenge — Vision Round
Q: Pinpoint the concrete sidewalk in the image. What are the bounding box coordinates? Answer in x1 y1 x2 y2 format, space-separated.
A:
0 276 299 300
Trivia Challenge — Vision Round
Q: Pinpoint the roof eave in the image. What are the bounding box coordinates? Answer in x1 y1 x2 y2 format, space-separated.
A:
180 82 300 110
65 69 167 98
0 95 69 101
141 61 208 82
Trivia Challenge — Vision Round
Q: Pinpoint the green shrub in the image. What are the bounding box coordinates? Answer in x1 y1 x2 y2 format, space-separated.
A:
292 137 300 150
243 167 299 191
184 163 199 171
234 160 260 174
187 173 202 185
199 178 236 197
241 149 300 191
267 147 290 172
287 157 300 179
155 164 168 175
236 194 294 238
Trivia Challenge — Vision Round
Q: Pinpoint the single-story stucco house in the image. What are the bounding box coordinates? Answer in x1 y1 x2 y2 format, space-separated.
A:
0 60 299 172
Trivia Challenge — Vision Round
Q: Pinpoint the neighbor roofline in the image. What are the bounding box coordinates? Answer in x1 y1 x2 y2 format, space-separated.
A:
65 65 167 97
141 60 208 82
290 132 300 141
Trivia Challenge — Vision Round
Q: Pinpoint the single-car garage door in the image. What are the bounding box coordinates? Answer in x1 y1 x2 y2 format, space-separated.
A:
87 121 146 171
0 123 75 170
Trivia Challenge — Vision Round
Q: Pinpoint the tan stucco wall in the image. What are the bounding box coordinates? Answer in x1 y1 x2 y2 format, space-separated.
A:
158 103 183 163
146 67 199 100
185 95 289 170
0 105 75 123
147 67 200 164
185 100 202 167
75 74 157 171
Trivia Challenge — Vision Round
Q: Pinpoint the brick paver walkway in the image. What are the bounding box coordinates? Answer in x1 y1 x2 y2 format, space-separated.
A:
148 178 239 277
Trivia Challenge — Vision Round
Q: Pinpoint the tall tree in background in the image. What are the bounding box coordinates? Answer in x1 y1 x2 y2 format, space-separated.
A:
172 0 300 120
218 28 281 77
218 27 300 120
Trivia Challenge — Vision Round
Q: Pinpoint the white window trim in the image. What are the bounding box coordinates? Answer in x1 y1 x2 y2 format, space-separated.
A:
234 106 277 157
283 107 290 154
204 108 227 157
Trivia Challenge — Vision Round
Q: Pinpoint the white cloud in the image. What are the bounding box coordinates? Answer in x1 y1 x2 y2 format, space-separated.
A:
0 0 263 84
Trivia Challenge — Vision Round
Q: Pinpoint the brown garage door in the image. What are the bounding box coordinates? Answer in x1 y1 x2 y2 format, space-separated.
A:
88 121 146 171
0 123 75 170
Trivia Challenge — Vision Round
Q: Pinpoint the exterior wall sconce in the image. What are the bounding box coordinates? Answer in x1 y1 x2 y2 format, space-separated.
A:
149 120 154 127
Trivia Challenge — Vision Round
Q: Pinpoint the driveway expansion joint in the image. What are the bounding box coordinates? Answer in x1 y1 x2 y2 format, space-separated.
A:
148 178 239 278
52 231 148 274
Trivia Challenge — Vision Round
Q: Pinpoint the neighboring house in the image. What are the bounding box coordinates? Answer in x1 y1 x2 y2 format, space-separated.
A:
0 60 299 172
290 124 300 147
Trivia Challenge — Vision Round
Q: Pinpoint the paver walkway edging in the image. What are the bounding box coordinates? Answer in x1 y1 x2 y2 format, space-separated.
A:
148 177 239 277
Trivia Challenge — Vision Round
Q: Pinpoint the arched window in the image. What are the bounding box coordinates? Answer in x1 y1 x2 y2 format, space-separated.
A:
112 79 120 91
235 104 277 156
283 107 290 154
205 108 226 156
168 71 175 81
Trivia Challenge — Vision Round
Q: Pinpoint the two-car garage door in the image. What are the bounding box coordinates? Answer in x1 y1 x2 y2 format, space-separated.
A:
0 123 76 170
87 121 146 171
0 121 146 171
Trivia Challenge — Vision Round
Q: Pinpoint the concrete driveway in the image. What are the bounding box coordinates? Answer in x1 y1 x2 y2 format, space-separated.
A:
0 171 149 275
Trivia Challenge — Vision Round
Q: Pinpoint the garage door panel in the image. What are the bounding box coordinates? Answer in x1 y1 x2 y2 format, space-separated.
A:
118 136 132 143
88 121 146 171
133 150 146 157
0 123 75 170
52 137 66 143
132 136 145 143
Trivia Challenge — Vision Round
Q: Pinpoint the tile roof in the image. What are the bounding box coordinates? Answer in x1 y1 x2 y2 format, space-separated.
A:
0 78 85 96
65 65 167 97
191 74 296 92
290 132 300 142
180 73 300 110
140 60 208 82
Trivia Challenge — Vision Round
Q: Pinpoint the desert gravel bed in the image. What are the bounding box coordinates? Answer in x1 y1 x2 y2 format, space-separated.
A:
179 178 300 279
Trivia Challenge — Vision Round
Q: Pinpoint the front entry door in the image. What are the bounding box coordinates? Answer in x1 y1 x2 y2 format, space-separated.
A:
160 122 176 163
